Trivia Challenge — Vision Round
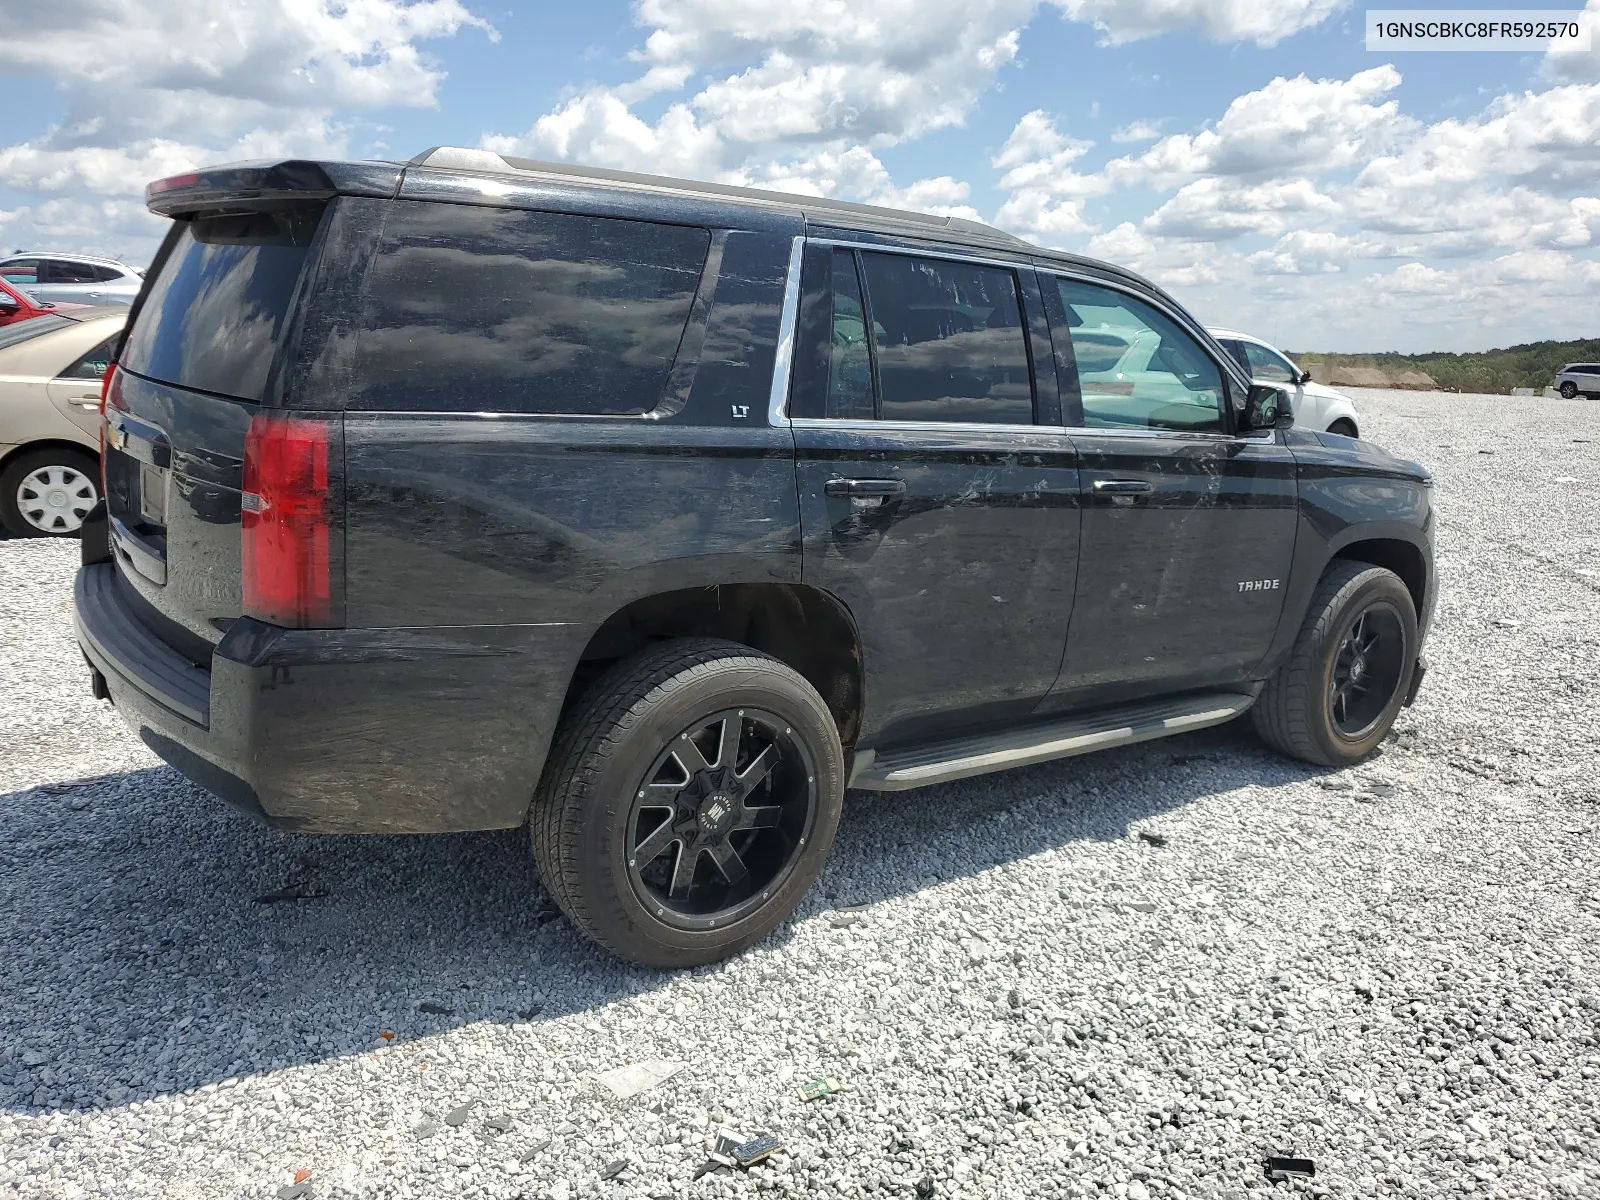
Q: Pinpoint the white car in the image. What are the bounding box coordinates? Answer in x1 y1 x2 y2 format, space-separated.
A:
1208 328 1360 437
0 253 143 307
0 309 124 536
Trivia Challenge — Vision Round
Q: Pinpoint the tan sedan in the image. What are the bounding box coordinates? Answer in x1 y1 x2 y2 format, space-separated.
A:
0 309 124 536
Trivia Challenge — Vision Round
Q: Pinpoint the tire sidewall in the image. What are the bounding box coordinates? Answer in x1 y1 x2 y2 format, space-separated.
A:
1559 382 1577 398
572 663 844 966
1308 573 1417 762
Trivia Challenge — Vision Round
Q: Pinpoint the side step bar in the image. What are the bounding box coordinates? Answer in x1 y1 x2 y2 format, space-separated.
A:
850 689 1259 791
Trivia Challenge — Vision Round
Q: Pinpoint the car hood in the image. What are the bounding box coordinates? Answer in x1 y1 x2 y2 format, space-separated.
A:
1300 427 1430 483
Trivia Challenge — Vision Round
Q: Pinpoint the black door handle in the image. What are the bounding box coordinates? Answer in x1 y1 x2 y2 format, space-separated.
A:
1089 479 1154 495
825 477 906 498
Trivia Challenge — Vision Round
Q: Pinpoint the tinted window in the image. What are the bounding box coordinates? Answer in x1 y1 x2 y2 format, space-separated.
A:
1056 279 1225 433
93 265 126 283
859 252 1033 425
351 202 709 415
42 260 100 284
60 335 120 380
1242 340 1297 384
820 250 875 420
1217 338 1251 374
0 314 74 352
121 204 323 402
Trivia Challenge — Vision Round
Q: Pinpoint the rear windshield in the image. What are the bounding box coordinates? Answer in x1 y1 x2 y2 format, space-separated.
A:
0 314 73 352
120 204 323 401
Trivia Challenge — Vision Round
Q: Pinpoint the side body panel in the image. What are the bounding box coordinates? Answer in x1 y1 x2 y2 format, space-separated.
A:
335 215 803 825
1257 429 1437 675
794 423 1081 747
1043 431 1299 711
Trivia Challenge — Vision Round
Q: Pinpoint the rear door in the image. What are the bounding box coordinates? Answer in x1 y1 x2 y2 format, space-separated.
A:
790 239 1080 748
104 201 327 659
1039 274 1298 712
46 331 119 438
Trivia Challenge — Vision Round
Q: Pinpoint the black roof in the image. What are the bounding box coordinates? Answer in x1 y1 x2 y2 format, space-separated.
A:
141 147 1167 301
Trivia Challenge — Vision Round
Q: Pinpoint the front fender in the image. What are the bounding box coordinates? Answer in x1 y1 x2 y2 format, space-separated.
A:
1257 433 1435 674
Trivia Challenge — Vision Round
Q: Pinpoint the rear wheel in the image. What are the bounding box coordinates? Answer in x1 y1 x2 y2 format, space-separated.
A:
1 447 100 538
530 639 844 967
1252 561 1417 767
1326 418 1358 438
1559 381 1578 399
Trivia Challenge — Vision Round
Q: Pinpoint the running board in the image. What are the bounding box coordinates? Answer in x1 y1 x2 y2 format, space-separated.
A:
850 690 1259 791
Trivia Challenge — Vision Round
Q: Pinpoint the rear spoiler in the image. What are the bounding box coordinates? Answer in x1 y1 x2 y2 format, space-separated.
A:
145 159 404 217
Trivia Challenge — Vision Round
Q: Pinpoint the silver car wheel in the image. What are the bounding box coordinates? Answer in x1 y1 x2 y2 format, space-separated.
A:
16 463 99 534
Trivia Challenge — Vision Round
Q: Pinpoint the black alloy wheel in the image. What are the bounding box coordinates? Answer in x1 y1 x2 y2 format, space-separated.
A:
626 708 816 930
530 638 845 967
1328 604 1406 740
1251 560 1419 767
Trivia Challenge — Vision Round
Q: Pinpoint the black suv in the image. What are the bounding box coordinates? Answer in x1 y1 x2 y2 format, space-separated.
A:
75 148 1435 967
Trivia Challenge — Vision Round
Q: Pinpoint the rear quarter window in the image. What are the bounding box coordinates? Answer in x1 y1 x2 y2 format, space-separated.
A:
119 204 324 402
348 202 709 416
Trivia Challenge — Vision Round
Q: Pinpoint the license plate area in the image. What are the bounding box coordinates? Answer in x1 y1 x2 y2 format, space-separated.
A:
138 463 168 526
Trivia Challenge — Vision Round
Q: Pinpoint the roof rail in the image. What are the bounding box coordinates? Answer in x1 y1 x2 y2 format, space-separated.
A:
408 146 1024 243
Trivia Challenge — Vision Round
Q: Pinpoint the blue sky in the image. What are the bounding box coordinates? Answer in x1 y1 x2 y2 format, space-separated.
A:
3 0 1597 352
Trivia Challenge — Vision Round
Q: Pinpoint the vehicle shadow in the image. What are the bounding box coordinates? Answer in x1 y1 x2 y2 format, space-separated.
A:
0 721 1329 1115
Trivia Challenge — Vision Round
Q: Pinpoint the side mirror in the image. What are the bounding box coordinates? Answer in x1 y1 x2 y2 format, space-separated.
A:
1296 368 1313 385
0 292 19 313
1241 383 1295 433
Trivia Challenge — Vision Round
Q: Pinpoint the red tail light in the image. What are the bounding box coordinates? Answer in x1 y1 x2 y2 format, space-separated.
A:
99 364 122 491
242 414 336 627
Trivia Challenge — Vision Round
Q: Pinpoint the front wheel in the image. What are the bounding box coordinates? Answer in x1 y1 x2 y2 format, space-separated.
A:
1559 381 1578 399
530 639 845 967
1326 418 1358 438
1252 561 1418 767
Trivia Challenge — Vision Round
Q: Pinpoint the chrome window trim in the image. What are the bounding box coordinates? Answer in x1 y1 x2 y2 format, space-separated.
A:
767 235 805 427
769 236 1274 445
791 415 1276 444
805 236 1035 273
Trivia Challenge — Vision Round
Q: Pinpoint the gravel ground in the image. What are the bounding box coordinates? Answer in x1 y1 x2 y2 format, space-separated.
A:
1 387 1597 1200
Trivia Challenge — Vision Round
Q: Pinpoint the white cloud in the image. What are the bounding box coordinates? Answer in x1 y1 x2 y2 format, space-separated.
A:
1047 0 1349 47
736 146 982 220
0 0 490 257
1109 66 1411 186
1144 176 1338 239
990 111 1103 240
1110 119 1164 143
1543 0 1600 81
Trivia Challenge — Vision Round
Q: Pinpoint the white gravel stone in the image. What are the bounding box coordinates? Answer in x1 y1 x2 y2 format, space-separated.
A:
0 387 1598 1200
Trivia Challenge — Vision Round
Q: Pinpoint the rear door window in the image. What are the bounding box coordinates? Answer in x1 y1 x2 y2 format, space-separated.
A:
858 252 1033 425
350 202 709 415
1054 279 1226 433
60 335 120 380
119 204 324 402
42 260 101 284
1 261 39 285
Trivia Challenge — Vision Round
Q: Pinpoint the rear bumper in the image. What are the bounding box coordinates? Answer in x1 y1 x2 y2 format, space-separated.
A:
74 562 588 833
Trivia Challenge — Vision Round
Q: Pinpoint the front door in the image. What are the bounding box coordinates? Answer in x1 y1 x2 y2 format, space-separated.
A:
1040 275 1298 711
789 242 1081 748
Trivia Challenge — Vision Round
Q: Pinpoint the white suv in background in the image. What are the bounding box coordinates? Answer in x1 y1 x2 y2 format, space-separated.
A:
1209 327 1360 437
0 253 143 306
1553 363 1600 399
